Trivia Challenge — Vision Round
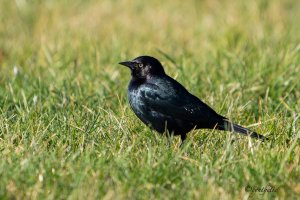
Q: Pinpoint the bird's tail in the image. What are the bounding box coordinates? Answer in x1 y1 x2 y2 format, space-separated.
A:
217 119 267 141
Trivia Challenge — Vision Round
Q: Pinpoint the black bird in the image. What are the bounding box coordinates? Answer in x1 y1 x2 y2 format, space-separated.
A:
119 55 266 143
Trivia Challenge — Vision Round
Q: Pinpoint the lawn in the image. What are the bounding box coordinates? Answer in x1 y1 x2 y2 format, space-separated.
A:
0 0 299 199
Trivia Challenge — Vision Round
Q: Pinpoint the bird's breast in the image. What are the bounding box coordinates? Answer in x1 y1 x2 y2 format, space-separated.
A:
128 88 147 114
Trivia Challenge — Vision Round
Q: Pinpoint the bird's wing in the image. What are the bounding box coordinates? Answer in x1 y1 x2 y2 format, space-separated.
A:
140 80 219 124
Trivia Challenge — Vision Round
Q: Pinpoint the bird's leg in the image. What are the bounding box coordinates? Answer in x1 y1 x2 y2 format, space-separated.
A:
167 132 175 148
230 138 236 144
179 134 187 148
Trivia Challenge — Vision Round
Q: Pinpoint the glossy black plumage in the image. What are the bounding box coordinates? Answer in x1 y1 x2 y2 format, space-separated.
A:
119 56 266 142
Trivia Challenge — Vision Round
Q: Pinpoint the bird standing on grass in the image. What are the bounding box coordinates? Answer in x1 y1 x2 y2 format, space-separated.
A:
119 55 266 144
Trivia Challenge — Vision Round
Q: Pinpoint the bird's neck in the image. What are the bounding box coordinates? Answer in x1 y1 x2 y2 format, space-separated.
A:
129 77 146 87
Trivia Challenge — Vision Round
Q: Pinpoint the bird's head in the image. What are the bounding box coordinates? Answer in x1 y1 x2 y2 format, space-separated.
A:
119 56 165 79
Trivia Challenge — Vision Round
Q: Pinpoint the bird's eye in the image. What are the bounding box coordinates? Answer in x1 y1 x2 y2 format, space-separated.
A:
138 63 143 68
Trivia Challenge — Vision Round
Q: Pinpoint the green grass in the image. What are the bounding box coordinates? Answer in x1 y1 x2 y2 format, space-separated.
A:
0 0 299 199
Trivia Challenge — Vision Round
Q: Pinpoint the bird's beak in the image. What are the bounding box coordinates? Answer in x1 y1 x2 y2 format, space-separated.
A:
119 61 134 69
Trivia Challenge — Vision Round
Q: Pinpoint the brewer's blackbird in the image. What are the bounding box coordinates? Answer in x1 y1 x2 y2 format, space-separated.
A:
119 55 266 143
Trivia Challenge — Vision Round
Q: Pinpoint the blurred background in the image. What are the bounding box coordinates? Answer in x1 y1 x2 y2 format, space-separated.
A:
1 0 299 95
1 0 299 118
1 0 299 110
